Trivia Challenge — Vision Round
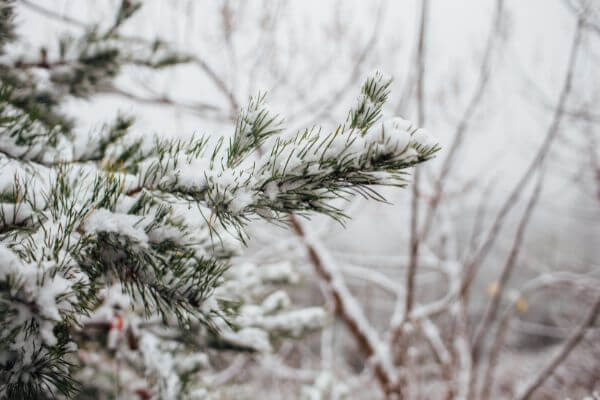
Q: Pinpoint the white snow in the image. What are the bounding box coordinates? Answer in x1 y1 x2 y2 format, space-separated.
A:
83 208 149 243
221 327 272 352
0 202 34 225
410 128 437 149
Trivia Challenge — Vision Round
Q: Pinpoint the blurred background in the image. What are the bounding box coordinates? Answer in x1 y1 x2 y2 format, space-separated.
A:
12 0 600 398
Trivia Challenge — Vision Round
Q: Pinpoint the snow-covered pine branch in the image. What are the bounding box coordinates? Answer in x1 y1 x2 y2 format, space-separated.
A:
0 2 439 398
136 73 438 233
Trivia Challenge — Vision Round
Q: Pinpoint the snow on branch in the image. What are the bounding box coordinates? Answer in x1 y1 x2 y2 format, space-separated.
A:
1 42 439 398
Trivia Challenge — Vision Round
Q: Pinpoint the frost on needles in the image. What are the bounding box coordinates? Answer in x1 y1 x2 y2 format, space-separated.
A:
0 2 439 398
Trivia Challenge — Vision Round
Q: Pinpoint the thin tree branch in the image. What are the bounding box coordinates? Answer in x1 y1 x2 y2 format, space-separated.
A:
393 0 429 343
290 217 400 398
515 293 600 400
478 273 599 399
459 16 584 298
20 0 240 117
471 169 545 360
100 84 224 115
419 0 504 242
20 0 88 28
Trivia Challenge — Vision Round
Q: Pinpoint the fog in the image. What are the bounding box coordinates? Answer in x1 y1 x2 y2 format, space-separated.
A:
5 0 600 398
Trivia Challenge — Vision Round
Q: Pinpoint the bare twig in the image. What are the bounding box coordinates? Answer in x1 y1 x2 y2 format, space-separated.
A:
459 16 584 298
284 2 386 126
419 0 505 242
479 273 599 399
466 177 498 257
471 170 545 360
190 55 240 115
21 0 240 118
393 0 429 343
100 84 224 116
563 0 600 36
20 0 88 28
481 75 600 396
515 293 600 400
290 217 399 398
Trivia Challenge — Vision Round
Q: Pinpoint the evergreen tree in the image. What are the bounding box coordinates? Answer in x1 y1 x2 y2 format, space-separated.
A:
0 1 439 398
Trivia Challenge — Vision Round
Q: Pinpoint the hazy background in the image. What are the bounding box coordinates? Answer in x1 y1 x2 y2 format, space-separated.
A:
12 1 600 398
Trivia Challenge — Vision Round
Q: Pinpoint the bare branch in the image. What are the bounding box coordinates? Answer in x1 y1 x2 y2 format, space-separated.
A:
20 0 88 29
394 0 429 344
290 217 400 398
479 270 600 396
471 170 545 360
459 16 585 298
515 293 600 400
419 0 505 242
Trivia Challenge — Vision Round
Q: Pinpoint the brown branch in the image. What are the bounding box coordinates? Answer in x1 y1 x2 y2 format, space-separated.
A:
562 0 600 36
21 0 240 117
459 16 584 298
100 84 223 115
283 2 385 126
515 293 600 400
401 0 429 338
190 56 240 115
481 21 596 389
20 0 88 29
11 58 67 70
479 273 596 399
421 0 504 240
466 177 497 256
471 169 545 361
588 125 600 201
289 217 400 398
419 0 504 243
6 51 227 116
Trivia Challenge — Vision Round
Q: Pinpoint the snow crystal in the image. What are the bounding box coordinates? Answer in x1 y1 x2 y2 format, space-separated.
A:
304 234 398 385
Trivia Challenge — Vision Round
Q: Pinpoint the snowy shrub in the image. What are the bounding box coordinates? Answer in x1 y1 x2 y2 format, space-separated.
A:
0 1 439 398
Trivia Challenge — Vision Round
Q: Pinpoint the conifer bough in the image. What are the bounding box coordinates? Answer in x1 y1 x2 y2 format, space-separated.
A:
0 1 439 398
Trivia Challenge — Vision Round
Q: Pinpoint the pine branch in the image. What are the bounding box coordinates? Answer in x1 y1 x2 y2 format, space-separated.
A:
0 1 440 395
